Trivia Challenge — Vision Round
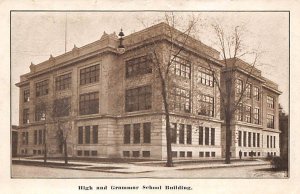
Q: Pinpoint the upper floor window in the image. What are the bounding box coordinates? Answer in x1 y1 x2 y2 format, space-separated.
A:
254 108 260 124
245 83 252 98
169 87 191 113
53 97 71 117
198 94 214 117
267 96 275 109
79 92 99 115
267 114 275 129
23 108 29 124
126 55 152 78
245 105 252 123
198 66 214 87
36 80 49 97
253 86 260 101
55 73 71 91
23 89 30 102
35 104 46 121
171 56 191 79
236 104 243 121
236 79 243 94
80 64 99 85
125 85 152 112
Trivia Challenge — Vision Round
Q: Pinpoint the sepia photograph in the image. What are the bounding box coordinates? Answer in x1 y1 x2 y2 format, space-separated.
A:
11 11 289 179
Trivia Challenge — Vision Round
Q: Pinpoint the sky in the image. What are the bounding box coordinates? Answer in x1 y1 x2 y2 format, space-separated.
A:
11 11 289 125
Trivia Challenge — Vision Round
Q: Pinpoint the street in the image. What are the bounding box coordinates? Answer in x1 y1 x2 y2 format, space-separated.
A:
12 164 287 178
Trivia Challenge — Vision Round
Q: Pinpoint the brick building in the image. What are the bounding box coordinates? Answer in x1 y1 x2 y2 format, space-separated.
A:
15 22 281 160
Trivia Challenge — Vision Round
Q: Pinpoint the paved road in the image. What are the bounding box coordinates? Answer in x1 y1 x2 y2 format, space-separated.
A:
12 164 287 178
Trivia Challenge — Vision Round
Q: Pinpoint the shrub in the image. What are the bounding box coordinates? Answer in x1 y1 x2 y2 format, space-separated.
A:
270 156 288 171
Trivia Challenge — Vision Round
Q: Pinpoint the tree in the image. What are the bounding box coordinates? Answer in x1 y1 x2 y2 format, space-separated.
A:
208 23 260 164
137 13 199 167
36 92 72 164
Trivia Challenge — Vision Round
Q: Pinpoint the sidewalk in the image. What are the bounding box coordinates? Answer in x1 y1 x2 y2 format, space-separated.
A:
12 157 270 174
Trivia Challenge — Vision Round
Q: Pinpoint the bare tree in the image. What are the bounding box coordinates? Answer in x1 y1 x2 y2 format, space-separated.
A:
135 13 199 167
36 94 72 164
208 23 261 164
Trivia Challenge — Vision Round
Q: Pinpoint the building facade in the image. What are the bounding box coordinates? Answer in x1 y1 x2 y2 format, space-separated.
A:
16 22 281 160
221 58 281 158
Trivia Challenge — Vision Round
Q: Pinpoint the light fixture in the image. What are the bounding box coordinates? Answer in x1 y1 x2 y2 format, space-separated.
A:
117 28 125 54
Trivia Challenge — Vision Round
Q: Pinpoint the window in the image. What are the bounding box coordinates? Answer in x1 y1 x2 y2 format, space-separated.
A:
180 151 185 157
198 94 214 117
78 127 83 144
143 123 151 143
244 152 247 157
199 126 203 145
126 55 152 78
24 89 30 102
245 105 252 123
91 150 97 156
92 125 98 144
267 114 274 128
253 86 260 101
236 104 243 121
267 135 269 148
254 108 260 124
205 127 209 145
80 64 99 85
23 108 29 124
236 79 243 94
142 151 150 157
172 151 177 158
125 85 152 112
274 136 276 148
199 152 204 157
79 92 99 115
257 133 260 147
205 152 210 157
38 129 43 144
267 96 275 109
270 135 273 148
123 151 130 157
211 128 215 146
171 56 191 79
22 132 29 145
35 104 46 121
36 80 49 97
253 133 256 147
243 131 247 147
198 66 214 87
245 83 252 98
187 151 192 157
84 150 90 156
77 150 82 156
248 132 251 147
53 97 71 117
238 131 242 147
179 124 185 144
171 123 177 143
55 73 71 90
133 123 141 144
211 152 216 157
169 87 191 113
85 126 90 144
34 130 37 145
132 151 140 157
124 124 130 144
186 125 192 144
